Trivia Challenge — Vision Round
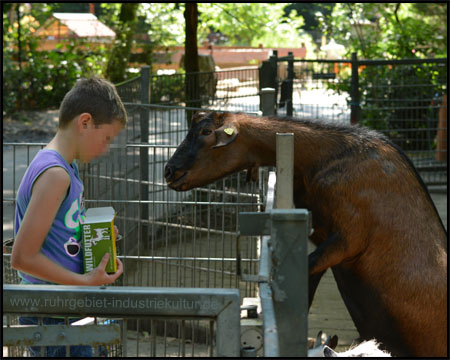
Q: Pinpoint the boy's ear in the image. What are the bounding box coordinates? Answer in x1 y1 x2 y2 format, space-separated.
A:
77 113 93 130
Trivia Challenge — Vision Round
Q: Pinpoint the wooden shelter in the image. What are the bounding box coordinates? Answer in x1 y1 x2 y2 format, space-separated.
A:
34 13 115 50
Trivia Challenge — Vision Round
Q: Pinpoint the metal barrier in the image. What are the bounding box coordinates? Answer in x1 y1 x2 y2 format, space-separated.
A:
115 66 260 113
238 134 310 357
3 284 241 357
2 136 308 357
261 52 447 188
2 105 267 356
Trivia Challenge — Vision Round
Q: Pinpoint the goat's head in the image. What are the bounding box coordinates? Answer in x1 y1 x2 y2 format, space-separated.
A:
165 111 248 191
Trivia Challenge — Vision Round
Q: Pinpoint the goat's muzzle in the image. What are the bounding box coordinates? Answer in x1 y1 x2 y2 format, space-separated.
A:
164 163 188 190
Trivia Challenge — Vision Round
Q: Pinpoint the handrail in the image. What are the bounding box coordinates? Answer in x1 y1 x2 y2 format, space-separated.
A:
3 284 241 357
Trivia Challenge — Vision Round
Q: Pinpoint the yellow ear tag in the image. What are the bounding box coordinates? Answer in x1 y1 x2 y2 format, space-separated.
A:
224 128 234 136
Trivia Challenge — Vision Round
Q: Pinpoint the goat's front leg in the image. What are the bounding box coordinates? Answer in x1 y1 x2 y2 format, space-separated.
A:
308 232 358 308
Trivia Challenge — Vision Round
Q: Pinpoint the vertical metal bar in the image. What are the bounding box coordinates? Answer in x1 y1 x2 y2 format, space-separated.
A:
136 318 140 356
270 209 309 357
275 133 294 209
261 88 276 116
215 292 240 357
64 316 70 357
259 282 279 356
151 319 156 357
163 320 167 357
206 187 211 288
287 52 294 116
140 66 150 242
38 316 44 357
181 320 186 357
270 51 279 116
209 319 214 357
350 52 361 125
122 318 128 357
191 320 196 357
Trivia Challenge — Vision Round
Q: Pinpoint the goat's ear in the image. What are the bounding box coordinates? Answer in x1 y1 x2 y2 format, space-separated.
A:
323 346 338 357
213 123 238 148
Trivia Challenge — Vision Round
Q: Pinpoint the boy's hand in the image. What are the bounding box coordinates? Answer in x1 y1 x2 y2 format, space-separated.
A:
83 253 123 286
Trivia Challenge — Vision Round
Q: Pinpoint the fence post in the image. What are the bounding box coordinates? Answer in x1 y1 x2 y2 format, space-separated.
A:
272 133 308 356
287 52 294 117
435 94 447 162
259 51 278 114
261 88 276 116
350 52 361 125
275 133 294 209
140 66 150 241
270 51 278 115
270 209 309 357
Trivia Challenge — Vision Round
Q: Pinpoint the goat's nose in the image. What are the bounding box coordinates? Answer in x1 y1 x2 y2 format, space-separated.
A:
164 164 174 180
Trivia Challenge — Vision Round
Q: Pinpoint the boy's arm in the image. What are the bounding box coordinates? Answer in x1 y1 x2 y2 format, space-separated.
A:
11 167 122 285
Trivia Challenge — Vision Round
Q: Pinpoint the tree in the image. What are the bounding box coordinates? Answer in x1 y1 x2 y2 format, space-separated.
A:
284 3 335 41
3 3 108 116
197 3 313 49
318 3 447 150
319 3 447 59
184 3 201 124
105 3 139 83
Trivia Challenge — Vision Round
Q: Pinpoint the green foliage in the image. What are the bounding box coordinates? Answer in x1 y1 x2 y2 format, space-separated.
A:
198 3 315 50
3 5 107 117
284 3 335 33
150 72 185 105
318 3 447 150
320 3 447 59
359 63 446 151
104 3 139 83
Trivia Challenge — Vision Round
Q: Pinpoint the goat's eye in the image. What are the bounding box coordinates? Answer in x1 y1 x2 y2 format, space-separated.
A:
201 129 212 136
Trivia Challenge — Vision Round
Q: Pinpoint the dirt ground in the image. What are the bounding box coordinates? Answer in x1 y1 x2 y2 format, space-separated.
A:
3 109 59 143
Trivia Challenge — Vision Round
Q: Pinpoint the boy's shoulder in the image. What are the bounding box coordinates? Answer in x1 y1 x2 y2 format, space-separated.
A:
33 166 71 192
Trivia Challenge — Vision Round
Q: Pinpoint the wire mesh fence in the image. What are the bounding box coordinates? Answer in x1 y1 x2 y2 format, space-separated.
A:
117 67 260 113
2 103 267 357
271 55 447 188
3 57 446 356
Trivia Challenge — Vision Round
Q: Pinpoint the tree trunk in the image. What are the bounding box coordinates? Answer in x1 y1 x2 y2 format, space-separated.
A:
105 3 139 83
184 3 201 124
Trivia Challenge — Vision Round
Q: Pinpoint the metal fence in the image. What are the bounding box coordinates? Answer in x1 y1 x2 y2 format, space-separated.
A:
262 52 447 188
3 285 241 357
3 57 446 356
115 66 260 113
2 103 268 356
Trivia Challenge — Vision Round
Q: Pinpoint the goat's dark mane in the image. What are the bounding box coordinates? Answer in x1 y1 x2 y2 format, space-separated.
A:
264 114 388 142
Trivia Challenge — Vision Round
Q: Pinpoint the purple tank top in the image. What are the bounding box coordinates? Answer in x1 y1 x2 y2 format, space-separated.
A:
15 149 86 284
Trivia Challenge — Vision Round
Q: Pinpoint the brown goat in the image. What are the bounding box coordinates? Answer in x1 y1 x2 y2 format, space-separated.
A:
164 111 447 357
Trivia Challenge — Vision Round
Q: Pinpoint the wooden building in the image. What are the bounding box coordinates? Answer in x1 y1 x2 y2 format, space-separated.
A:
34 13 115 51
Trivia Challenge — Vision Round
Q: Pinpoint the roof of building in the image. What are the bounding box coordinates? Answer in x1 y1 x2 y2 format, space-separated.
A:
35 13 115 38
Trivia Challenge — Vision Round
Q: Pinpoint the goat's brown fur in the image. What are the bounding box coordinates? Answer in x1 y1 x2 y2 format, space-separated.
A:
165 112 447 357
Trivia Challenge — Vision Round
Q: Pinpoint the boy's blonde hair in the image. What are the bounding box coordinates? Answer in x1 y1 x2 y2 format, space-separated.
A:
58 77 127 129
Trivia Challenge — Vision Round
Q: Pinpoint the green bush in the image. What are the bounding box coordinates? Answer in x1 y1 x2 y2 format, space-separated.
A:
3 37 108 117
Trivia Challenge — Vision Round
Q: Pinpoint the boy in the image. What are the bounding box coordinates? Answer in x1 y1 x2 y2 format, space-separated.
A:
11 77 126 357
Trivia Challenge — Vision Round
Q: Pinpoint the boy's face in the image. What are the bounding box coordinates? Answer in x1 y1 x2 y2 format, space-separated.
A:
79 118 123 163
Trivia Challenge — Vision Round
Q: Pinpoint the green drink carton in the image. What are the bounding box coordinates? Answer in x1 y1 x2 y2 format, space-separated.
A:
82 206 118 274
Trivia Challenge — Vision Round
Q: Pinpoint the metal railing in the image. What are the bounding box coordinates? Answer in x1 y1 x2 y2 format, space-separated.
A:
3 285 241 357
238 134 310 357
